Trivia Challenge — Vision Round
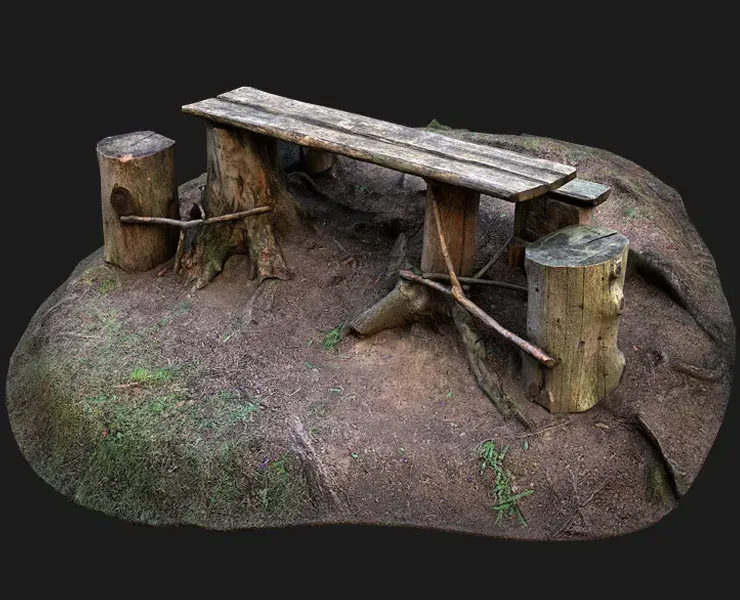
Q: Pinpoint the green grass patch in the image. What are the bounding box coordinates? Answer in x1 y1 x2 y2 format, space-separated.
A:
129 366 177 385
479 440 533 527
322 323 344 351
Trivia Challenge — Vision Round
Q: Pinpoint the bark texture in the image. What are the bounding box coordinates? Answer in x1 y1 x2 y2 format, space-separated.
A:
97 131 178 272
179 123 298 289
523 225 629 413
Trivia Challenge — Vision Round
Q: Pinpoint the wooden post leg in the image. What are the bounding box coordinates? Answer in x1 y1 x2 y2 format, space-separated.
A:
507 201 530 269
421 181 480 277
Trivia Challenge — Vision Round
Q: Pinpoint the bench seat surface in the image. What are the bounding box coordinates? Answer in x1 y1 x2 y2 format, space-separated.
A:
550 179 611 206
183 87 577 202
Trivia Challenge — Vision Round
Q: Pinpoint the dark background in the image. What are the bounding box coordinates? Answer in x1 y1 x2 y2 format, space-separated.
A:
2 13 736 579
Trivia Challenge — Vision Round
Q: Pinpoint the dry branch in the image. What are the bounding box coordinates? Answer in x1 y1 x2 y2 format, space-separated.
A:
474 236 512 279
120 206 272 229
399 270 557 367
422 273 527 293
430 196 464 299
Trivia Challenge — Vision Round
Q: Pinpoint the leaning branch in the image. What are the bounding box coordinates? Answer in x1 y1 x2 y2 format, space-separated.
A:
474 236 512 279
430 197 464 300
399 270 557 367
120 206 272 228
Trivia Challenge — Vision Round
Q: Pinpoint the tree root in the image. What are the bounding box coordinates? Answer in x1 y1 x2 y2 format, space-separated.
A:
632 412 684 499
452 305 534 429
348 279 438 336
286 415 348 513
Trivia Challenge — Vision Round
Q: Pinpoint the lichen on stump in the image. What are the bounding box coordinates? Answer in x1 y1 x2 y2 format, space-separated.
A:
179 123 299 289
523 225 629 413
97 131 178 272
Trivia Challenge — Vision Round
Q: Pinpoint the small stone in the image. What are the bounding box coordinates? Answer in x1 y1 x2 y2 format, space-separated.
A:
594 422 610 430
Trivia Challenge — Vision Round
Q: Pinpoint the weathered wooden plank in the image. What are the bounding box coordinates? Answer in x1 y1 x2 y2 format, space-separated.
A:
549 179 611 207
220 87 576 187
183 96 575 202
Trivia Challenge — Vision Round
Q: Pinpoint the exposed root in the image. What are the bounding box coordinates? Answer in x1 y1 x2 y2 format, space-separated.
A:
632 412 684 499
452 305 534 429
286 415 348 513
670 359 723 382
348 279 437 337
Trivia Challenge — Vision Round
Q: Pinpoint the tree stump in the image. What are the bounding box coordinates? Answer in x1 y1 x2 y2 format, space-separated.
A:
522 225 629 413
179 123 299 289
97 131 178 272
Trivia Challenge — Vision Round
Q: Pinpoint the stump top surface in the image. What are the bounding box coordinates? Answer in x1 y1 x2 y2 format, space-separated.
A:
182 86 577 202
526 225 629 267
96 131 175 159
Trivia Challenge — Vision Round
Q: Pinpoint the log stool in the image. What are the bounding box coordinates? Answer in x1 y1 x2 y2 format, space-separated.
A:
522 224 629 413
97 131 178 272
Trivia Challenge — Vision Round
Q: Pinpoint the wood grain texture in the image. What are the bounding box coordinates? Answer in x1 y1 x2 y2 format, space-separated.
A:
97 131 178 272
522 225 629 413
183 88 577 201
549 179 611 207
421 181 480 276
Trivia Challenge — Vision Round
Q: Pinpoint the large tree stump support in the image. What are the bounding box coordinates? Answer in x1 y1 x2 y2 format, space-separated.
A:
179 123 298 288
522 225 629 413
97 132 178 272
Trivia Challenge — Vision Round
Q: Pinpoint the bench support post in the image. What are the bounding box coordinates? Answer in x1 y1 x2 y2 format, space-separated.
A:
421 181 480 276
179 123 298 288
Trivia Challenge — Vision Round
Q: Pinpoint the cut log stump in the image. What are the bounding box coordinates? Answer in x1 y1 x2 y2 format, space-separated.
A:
523 225 629 413
97 131 178 272
179 123 298 289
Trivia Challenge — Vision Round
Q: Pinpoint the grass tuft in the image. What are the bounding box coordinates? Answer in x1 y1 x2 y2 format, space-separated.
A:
322 323 344 351
479 440 533 527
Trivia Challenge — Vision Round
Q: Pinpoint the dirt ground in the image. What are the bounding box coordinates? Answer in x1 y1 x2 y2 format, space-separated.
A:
6 132 735 540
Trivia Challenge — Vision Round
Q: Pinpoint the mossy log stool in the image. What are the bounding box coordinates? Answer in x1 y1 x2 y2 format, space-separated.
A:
97 132 178 272
508 179 612 268
523 225 629 413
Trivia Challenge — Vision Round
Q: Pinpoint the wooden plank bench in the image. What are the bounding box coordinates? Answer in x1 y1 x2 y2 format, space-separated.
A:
182 86 578 278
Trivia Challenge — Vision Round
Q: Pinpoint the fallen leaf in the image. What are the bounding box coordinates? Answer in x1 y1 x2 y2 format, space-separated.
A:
157 267 169 277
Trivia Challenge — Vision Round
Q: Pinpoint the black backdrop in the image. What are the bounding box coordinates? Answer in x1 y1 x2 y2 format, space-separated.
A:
2 13 737 582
